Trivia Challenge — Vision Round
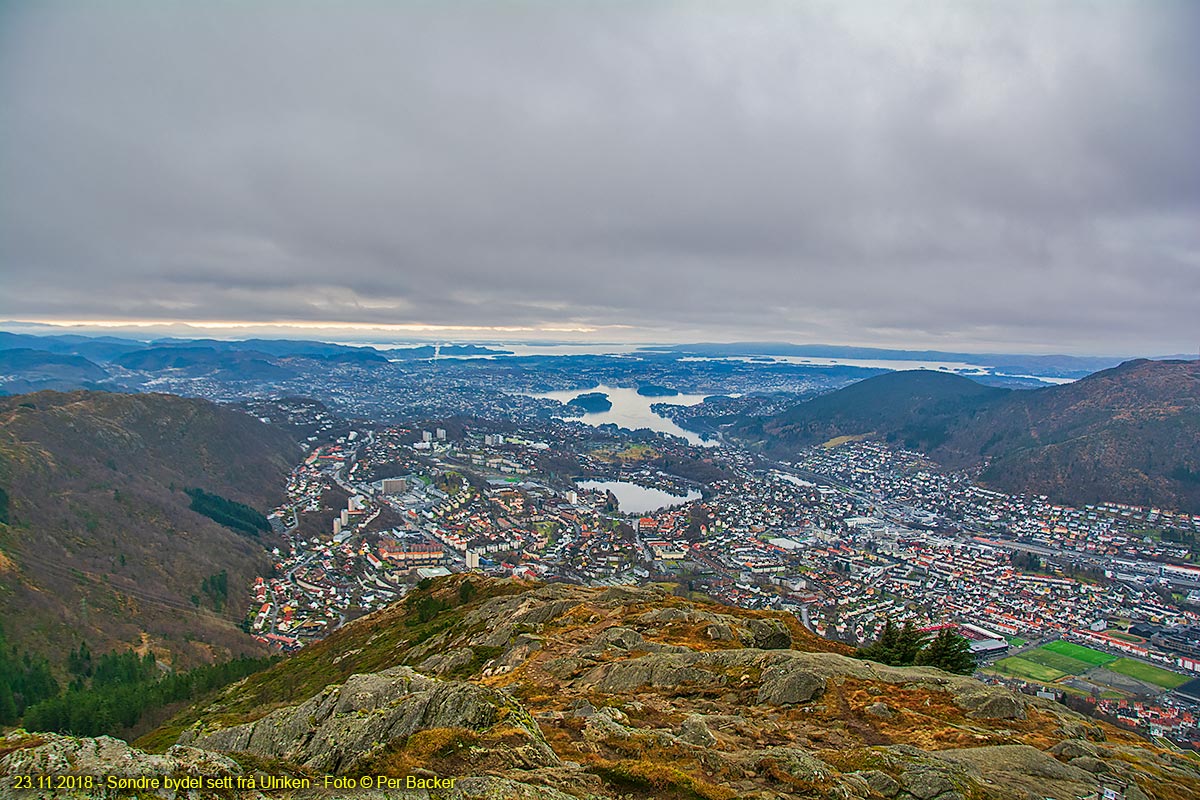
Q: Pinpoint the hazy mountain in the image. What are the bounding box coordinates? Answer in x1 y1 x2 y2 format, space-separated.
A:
148 337 382 359
746 360 1200 512
0 349 110 394
385 343 512 359
0 332 146 364
0 391 300 667
0 331 393 364
308 349 389 364
114 346 297 381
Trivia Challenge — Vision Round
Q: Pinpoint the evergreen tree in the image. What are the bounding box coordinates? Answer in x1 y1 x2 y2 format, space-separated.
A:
200 571 229 611
916 628 977 674
0 683 17 725
895 621 930 666
857 618 901 665
68 642 92 677
23 653 273 737
458 579 477 604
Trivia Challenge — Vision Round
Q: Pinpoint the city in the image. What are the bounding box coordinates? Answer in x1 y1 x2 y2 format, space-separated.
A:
237 389 1200 749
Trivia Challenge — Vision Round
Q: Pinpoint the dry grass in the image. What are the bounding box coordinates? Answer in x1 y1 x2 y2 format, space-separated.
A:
352 727 481 779
588 759 737 800
822 434 869 449
0 734 46 759
640 621 749 652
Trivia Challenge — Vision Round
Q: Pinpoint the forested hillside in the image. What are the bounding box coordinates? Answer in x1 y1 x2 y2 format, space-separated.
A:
0 391 300 669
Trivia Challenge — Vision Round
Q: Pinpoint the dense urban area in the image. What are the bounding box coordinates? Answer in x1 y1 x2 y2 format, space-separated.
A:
224 365 1200 753
3 335 1198 756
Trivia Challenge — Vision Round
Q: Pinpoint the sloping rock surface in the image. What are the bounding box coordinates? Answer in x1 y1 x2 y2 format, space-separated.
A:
178 666 557 775
6 578 1199 800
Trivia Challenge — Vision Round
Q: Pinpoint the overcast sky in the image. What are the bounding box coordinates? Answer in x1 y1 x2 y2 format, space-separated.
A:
1 1 1197 354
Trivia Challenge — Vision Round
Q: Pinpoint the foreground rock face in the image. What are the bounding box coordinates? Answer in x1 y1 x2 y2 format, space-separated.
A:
0 731 246 798
5 578 1199 799
178 666 558 775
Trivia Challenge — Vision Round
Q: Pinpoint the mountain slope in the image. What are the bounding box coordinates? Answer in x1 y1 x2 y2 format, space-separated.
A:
0 349 110 394
0 332 148 363
113 346 297 381
950 360 1200 509
0 391 300 668
750 370 1009 452
73 577 1191 799
748 360 1200 512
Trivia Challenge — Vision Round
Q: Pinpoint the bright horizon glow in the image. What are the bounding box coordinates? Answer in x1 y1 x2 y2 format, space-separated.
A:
1 317 1165 358
14 318 601 334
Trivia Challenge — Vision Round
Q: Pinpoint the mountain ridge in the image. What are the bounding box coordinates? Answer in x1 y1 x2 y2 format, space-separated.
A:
744 359 1200 512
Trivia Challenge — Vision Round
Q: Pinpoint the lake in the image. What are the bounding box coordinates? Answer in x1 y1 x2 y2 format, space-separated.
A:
530 384 716 447
577 479 701 514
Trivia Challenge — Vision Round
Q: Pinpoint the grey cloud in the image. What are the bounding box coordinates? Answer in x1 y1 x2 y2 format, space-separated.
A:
1 1 1197 353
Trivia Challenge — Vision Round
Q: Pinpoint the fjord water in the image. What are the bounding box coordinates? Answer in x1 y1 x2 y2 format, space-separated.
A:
531 384 715 446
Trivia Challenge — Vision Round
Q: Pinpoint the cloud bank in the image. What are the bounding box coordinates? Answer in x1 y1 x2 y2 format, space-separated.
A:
2 1 1197 353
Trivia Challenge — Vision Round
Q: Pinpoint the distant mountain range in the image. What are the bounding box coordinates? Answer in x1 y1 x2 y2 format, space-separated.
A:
2 329 1189 394
0 391 300 667
740 359 1200 513
0 348 110 393
644 341 1190 379
0 331 516 393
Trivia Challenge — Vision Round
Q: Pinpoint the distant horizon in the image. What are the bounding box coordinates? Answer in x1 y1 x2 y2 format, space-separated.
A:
2 319 1193 362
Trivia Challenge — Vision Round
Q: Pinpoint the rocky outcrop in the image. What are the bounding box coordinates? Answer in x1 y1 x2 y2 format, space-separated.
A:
178 666 557 775
756 659 827 705
952 685 1027 720
678 714 717 748
417 646 475 676
575 644 1034 719
12 579 1198 800
440 776 583 799
934 745 1095 799
583 652 726 694
745 746 834 783
0 731 245 798
740 618 793 650
636 606 794 649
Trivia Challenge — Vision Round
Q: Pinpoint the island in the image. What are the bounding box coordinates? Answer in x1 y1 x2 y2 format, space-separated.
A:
386 344 512 360
636 383 679 397
567 392 612 412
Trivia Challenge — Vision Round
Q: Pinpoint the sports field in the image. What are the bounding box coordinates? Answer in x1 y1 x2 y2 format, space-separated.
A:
1105 630 1146 644
1021 648 1094 675
993 656 1066 682
1106 658 1189 689
1041 640 1117 666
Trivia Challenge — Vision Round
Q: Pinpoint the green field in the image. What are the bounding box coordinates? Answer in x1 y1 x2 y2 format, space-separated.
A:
1106 658 1189 689
1004 636 1028 648
1041 640 1117 666
1105 630 1146 644
1021 648 1095 675
993 656 1066 682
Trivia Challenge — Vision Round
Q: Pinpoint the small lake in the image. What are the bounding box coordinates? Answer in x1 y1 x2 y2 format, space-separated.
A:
577 480 701 514
530 384 716 447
